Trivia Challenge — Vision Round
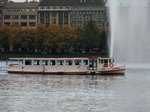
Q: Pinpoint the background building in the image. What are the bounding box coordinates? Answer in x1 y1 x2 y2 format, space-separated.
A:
38 0 72 27
0 9 2 26
1 0 108 29
71 2 106 29
38 0 107 29
3 1 39 28
0 0 8 26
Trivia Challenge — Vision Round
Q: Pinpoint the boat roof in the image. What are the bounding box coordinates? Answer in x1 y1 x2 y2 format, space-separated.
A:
9 57 115 60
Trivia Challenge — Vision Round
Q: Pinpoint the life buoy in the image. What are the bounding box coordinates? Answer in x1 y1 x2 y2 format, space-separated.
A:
109 63 113 68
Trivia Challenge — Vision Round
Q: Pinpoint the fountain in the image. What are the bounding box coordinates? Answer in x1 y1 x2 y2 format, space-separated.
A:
108 0 150 64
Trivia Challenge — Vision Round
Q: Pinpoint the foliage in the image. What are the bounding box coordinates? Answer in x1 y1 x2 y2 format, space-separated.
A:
0 22 108 54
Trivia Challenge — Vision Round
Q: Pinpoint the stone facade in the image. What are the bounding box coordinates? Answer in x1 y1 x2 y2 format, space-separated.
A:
71 5 106 29
3 1 39 28
0 0 8 26
0 9 2 26
38 6 71 27
38 0 107 29
1 0 108 29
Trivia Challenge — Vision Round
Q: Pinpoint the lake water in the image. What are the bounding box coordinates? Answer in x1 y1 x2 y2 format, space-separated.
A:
0 61 150 112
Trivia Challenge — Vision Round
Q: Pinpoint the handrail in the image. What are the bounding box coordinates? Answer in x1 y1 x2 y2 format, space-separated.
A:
0 67 8 71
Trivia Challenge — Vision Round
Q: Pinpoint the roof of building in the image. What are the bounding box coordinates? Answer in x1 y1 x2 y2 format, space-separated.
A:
39 0 105 6
4 2 39 9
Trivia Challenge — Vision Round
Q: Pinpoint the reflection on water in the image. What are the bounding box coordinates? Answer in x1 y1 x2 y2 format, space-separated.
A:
0 61 150 112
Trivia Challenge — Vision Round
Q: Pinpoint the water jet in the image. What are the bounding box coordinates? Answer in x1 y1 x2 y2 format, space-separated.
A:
108 0 150 65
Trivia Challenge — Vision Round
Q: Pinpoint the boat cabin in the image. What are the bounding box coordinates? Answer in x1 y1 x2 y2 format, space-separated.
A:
8 57 115 70
7 57 125 75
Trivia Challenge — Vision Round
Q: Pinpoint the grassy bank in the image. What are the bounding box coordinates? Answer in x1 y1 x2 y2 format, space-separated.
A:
0 53 107 60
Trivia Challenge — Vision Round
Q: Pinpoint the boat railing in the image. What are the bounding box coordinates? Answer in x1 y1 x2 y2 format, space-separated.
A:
0 67 8 71
9 64 20 66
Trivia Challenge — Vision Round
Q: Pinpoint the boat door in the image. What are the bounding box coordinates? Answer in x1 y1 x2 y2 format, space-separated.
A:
88 57 98 70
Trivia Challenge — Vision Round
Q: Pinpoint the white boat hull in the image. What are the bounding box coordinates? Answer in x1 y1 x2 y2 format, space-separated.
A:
8 66 125 75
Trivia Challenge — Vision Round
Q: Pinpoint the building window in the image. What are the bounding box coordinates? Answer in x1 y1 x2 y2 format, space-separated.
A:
4 15 10 19
4 22 10 26
40 7 45 9
98 17 102 21
52 18 56 24
52 13 56 17
73 17 76 21
85 17 90 21
64 12 68 24
65 7 70 9
40 12 44 24
46 6 51 9
59 13 63 25
21 15 27 19
52 6 57 9
59 6 63 9
29 22 36 27
12 15 19 19
21 22 27 27
98 23 102 28
6 10 11 12
29 15 36 19
45 13 50 26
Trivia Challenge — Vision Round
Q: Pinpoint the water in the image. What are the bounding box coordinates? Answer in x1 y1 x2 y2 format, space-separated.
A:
108 0 150 63
1 61 150 112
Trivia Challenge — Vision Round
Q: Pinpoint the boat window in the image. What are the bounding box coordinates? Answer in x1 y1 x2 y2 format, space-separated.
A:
83 60 88 65
109 59 112 63
66 60 73 66
89 60 97 68
19 60 23 65
25 60 32 65
33 60 40 65
50 60 56 66
101 59 104 63
74 60 81 65
104 60 108 63
57 60 64 66
42 60 48 65
9 60 20 65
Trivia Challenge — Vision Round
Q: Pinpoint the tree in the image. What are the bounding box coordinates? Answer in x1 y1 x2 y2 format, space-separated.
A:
34 24 48 53
74 26 83 48
100 30 108 56
9 26 22 52
0 26 11 52
58 25 75 50
82 20 100 50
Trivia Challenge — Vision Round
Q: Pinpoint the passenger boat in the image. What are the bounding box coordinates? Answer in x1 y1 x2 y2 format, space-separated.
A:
8 57 125 75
